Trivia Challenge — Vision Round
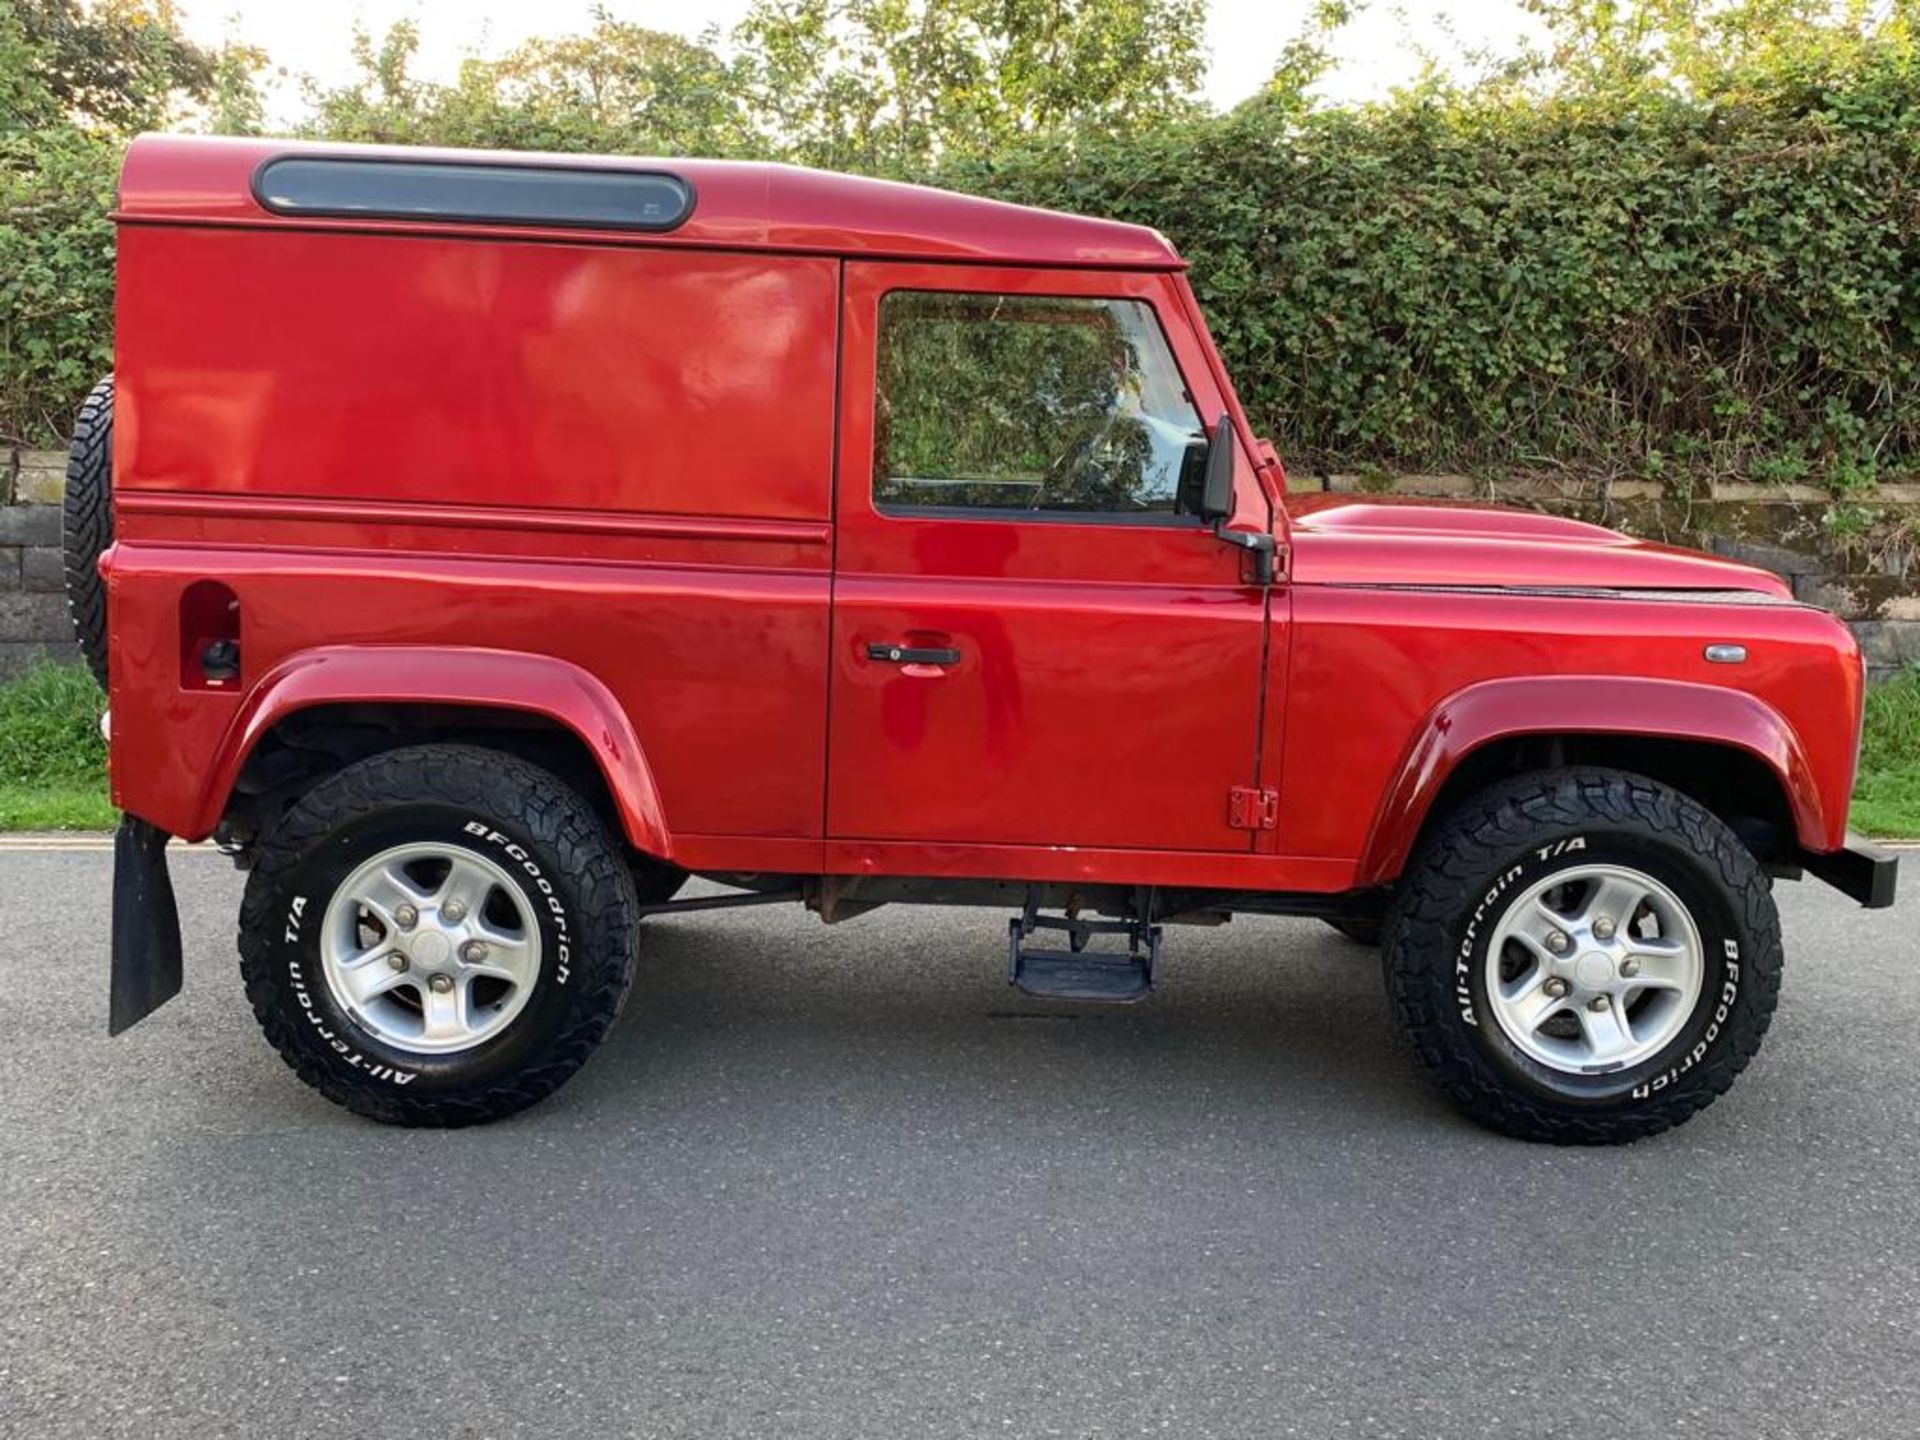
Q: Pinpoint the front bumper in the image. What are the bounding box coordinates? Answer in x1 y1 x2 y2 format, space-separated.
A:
1802 838 1899 909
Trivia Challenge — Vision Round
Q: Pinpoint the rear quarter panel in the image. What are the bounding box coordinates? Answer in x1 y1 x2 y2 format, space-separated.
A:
109 223 840 848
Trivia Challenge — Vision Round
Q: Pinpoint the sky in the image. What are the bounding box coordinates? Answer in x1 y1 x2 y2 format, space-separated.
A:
173 0 1547 122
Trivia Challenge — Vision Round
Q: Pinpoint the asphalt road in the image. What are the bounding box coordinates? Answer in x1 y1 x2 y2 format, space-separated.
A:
0 845 1915 1439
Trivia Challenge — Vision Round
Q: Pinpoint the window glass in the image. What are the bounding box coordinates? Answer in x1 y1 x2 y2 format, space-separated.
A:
254 158 693 232
874 292 1208 518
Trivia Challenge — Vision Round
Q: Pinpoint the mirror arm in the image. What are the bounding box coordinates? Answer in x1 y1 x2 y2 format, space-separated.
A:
1214 523 1276 586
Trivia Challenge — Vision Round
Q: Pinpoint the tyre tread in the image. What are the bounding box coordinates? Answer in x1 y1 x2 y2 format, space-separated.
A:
62 376 114 690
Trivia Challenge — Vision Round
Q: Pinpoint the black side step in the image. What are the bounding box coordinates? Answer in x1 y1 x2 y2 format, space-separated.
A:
1007 890 1161 1003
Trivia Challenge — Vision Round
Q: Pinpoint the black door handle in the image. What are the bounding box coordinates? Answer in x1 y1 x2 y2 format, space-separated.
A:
867 642 961 666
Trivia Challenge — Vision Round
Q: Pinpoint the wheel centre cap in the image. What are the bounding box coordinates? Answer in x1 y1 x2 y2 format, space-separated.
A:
410 930 452 968
1574 951 1614 989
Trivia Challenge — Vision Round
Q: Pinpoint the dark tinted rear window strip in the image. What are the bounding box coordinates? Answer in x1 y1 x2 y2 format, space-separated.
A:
252 157 694 232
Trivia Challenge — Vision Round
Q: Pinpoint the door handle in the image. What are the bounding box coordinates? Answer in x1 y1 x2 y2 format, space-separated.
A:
867 642 961 666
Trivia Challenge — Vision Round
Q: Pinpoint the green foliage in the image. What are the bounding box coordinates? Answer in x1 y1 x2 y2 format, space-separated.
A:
302 0 1208 173
0 660 105 789
946 27 1920 488
1852 666 1920 837
1 0 241 442
305 13 758 157
6 0 215 133
733 0 1208 173
0 126 117 443
0 660 115 830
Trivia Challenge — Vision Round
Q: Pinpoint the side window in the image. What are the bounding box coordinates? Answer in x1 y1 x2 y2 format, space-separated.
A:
874 291 1208 520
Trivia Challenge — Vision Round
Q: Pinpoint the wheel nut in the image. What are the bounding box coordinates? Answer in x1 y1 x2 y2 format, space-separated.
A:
1545 931 1571 954
1593 916 1616 941
387 953 408 972
1620 958 1641 979
428 973 454 994
1543 977 1571 999
442 899 467 923
1588 995 1610 1012
394 903 418 930
460 940 488 964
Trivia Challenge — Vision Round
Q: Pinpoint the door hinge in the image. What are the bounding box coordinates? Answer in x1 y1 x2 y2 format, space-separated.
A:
1228 785 1279 831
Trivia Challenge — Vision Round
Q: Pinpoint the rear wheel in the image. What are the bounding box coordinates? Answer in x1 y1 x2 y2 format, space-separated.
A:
238 744 640 1125
1383 768 1782 1144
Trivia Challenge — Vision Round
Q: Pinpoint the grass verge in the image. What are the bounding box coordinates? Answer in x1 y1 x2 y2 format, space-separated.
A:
1851 667 1920 840
0 660 112 831
0 659 1916 839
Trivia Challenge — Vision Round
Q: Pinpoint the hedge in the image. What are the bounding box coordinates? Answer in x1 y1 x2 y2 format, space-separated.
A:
946 43 1920 493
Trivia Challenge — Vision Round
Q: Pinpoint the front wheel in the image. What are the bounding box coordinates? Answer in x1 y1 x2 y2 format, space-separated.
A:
238 744 641 1125
1383 769 1782 1144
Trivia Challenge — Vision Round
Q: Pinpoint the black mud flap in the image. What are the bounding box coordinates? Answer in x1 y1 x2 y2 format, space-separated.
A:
110 815 184 1034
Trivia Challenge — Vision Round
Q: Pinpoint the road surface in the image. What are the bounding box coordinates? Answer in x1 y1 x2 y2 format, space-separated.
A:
1 843 1914 1438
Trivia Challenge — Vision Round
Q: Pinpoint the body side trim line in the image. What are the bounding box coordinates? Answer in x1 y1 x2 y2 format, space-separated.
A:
115 490 831 546
1315 582 1803 607
110 213 1188 271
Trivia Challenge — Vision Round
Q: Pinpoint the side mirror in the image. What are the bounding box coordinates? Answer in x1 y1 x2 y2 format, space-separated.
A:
1199 411 1277 586
1199 413 1235 521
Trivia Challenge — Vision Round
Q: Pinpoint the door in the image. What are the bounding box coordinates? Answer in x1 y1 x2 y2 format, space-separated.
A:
826 263 1273 855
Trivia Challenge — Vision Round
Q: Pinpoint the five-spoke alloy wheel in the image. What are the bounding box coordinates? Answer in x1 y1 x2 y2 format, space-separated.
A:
1383 768 1783 1144
320 843 544 1055
1484 863 1704 1075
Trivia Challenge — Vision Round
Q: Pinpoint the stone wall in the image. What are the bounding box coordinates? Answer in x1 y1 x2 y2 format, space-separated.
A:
4 446 1917 682
0 448 79 678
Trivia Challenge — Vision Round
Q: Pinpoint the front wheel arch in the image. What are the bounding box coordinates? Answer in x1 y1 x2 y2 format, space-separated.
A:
1392 733 1801 884
1358 677 1817 888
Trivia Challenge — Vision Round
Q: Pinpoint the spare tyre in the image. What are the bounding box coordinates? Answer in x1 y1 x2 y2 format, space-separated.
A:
62 376 114 689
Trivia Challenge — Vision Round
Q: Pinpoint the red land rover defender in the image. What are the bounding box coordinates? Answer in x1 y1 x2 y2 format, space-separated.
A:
77 134 1895 1142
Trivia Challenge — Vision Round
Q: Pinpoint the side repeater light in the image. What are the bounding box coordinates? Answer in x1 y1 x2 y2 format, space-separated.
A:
1704 643 1748 664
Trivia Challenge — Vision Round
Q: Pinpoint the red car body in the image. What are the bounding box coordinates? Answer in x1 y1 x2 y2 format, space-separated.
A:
105 134 1881 912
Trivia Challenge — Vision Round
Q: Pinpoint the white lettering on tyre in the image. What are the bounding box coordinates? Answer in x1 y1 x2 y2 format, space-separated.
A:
282 893 418 1086
1455 838 1588 1028
1632 937 1741 1099
463 821 573 984
1456 862 1525 1027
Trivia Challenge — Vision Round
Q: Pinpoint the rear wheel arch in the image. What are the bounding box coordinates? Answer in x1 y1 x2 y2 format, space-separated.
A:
223 699 689 903
205 648 674 869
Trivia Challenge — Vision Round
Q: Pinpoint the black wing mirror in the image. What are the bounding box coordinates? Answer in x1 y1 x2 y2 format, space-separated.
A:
1199 413 1235 521
1199 413 1276 585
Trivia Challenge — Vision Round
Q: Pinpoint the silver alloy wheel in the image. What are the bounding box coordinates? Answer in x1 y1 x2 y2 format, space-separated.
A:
1484 863 1705 1075
319 842 543 1055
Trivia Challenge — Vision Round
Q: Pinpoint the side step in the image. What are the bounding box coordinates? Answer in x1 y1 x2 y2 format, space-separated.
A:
1007 891 1161 1003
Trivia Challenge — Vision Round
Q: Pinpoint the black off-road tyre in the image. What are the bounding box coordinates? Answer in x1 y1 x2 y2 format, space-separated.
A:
1383 768 1782 1145
238 744 641 1126
1323 916 1383 946
62 376 114 689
